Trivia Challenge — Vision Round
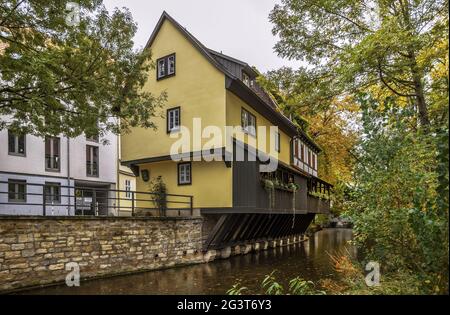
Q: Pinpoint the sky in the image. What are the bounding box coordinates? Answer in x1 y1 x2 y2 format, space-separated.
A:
102 0 302 73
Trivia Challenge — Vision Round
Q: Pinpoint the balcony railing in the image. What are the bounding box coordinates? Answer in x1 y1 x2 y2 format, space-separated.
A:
0 181 193 217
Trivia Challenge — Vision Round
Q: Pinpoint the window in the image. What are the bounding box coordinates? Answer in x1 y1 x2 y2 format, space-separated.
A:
308 149 312 166
44 182 61 204
125 179 132 198
312 154 317 170
86 145 99 177
8 131 26 156
300 143 305 161
178 162 191 185
294 140 299 158
8 179 26 202
157 53 176 80
45 137 60 171
168 55 175 75
242 71 252 87
167 107 180 132
241 108 256 137
274 131 281 153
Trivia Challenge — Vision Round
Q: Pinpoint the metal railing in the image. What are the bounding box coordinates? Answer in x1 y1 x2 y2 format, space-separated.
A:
0 181 193 217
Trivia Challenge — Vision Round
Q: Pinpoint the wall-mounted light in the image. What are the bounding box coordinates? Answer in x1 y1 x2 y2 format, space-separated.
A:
141 169 150 182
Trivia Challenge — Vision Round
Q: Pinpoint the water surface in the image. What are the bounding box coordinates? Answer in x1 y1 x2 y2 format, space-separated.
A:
23 228 354 294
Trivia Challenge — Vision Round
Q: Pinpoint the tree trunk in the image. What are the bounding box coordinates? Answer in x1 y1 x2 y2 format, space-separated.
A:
409 51 430 128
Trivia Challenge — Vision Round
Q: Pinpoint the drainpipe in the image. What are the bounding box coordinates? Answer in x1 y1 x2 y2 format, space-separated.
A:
116 132 120 216
67 136 71 215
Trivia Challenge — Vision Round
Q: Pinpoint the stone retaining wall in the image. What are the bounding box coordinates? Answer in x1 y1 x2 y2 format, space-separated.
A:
0 216 203 292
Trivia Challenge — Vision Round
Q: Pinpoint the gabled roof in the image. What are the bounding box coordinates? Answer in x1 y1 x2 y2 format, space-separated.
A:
145 11 321 151
145 11 236 79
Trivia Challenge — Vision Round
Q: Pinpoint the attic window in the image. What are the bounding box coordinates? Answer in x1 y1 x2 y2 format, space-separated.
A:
242 71 252 87
157 53 176 80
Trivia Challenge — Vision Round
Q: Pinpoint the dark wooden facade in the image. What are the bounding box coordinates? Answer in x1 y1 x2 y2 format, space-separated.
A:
230 143 329 215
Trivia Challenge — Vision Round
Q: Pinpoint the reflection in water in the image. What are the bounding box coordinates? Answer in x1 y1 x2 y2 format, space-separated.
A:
21 228 354 295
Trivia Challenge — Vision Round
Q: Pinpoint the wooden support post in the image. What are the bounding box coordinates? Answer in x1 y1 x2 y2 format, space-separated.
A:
131 191 135 216
42 187 46 216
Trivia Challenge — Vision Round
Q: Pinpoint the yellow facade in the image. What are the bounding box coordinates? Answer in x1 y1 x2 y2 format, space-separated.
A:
117 171 136 215
137 161 232 209
225 91 291 165
121 19 227 162
121 15 298 210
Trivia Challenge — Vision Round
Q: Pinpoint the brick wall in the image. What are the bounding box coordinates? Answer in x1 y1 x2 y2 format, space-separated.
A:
0 216 203 292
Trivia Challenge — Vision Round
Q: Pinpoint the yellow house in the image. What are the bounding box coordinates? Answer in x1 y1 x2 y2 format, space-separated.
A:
121 12 331 248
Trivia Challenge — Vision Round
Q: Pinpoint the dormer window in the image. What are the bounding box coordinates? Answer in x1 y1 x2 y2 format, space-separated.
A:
242 71 253 87
157 53 176 80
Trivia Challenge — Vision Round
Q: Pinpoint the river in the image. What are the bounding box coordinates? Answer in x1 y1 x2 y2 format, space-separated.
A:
21 228 355 295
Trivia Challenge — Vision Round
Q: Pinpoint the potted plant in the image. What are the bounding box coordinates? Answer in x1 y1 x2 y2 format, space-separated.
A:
149 176 167 215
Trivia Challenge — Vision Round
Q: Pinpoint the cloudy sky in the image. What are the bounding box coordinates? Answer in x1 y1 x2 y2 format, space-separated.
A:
103 0 302 73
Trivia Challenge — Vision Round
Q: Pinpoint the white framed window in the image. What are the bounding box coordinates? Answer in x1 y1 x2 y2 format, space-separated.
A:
167 107 180 132
44 182 61 204
8 131 26 156
8 179 26 202
168 55 175 75
45 136 60 171
157 53 175 80
178 162 191 185
157 59 166 79
86 145 99 177
241 108 256 137
242 71 252 87
125 179 132 198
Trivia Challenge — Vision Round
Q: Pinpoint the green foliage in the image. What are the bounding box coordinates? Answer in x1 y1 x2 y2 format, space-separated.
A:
269 0 449 128
226 281 248 295
309 191 330 200
261 271 284 295
228 271 326 295
289 277 326 295
149 176 167 213
344 95 449 294
0 1 166 137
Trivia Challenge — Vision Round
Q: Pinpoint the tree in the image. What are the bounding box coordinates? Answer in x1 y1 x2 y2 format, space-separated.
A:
346 94 448 294
0 0 166 138
269 0 449 128
258 70 358 185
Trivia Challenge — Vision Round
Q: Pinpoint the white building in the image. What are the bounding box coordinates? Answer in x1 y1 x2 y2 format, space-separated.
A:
0 128 134 216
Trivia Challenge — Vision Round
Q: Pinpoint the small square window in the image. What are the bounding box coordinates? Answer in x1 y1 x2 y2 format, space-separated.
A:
167 107 180 133
242 71 253 87
44 182 61 204
178 162 191 185
157 53 175 80
8 179 26 202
